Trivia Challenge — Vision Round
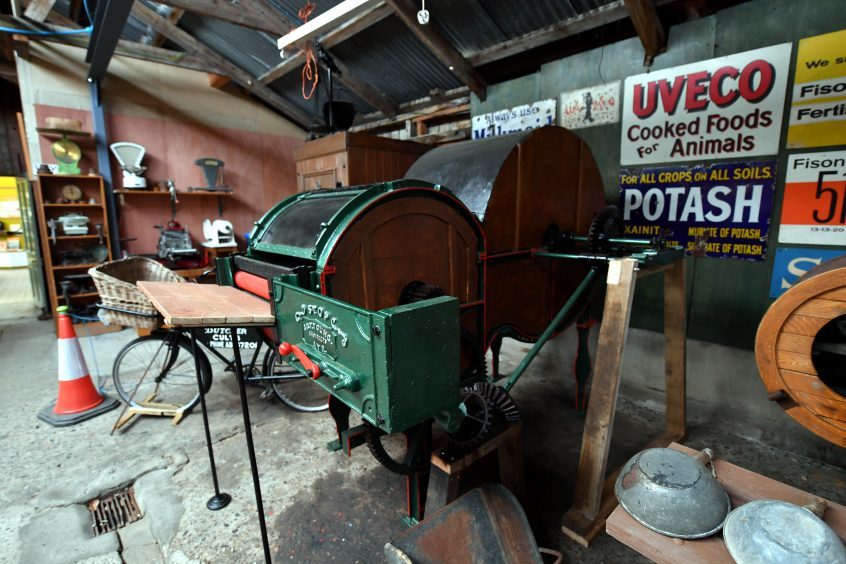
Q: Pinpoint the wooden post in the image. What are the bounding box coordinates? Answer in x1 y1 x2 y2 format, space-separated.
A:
664 258 686 438
561 257 687 546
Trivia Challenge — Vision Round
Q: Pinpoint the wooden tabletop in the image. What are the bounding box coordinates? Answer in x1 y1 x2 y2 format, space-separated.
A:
137 281 274 327
606 442 846 563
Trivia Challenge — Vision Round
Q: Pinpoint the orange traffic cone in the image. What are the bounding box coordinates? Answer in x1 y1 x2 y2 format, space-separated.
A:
38 306 119 427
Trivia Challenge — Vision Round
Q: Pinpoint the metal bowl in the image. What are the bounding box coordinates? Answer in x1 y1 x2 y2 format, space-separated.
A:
614 447 731 539
724 499 846 564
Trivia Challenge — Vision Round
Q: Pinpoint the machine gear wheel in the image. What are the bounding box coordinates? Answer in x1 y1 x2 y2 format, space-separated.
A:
588 205 623 251
469 381 521 423
363 422 431 475
448 387 494 449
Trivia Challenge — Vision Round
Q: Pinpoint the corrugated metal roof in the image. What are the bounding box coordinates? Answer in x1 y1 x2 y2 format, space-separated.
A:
179 12 281 77
105 0 631 125
330 15 463 102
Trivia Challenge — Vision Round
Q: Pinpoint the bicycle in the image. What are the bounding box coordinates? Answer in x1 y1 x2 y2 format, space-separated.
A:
90 256 328 415
104 305 329 414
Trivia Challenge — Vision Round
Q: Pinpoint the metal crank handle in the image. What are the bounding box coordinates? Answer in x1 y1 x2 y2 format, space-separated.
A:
278 342 321 379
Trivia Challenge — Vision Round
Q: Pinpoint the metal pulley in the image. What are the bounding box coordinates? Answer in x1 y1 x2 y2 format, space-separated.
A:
614 447 731 539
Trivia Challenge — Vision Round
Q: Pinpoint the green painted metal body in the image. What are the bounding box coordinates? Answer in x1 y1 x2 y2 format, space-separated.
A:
272 280 462 435
248 179 449 271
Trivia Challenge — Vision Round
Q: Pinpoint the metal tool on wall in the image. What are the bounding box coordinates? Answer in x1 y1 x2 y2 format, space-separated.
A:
155 180 198 262
89 223 109 263
188 159 233 193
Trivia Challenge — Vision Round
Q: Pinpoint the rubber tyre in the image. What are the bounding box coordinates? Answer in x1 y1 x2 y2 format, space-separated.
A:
266 349 328 412
112 332 212 412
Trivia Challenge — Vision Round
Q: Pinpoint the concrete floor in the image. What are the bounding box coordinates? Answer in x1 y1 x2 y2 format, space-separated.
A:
1 310 844 563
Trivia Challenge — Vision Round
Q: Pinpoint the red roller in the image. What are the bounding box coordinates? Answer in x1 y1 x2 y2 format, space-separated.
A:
234 271 271 300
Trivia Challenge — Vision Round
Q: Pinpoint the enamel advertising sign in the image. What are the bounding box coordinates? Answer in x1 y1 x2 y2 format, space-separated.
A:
787 29 846 148
619 160 777 260
778 151 846 246
620 43 792 165
472 99 556 139
769 248 845 298
559 81 621 130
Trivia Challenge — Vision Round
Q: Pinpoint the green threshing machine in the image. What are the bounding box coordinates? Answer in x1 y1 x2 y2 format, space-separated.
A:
216 127 682 522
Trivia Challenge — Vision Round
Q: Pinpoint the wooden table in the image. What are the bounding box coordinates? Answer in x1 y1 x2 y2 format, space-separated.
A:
606 442 846 562
137 281 274 563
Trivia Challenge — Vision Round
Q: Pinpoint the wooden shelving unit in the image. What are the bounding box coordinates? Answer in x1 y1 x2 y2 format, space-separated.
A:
33 173 116 333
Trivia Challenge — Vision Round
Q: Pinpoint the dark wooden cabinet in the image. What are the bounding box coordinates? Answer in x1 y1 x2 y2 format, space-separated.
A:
293 132 430 191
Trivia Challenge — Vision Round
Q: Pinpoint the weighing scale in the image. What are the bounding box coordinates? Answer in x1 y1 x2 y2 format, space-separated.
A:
110 142 148 189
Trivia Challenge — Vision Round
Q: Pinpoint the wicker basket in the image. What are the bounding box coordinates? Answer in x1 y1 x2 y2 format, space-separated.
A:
89 256 185 316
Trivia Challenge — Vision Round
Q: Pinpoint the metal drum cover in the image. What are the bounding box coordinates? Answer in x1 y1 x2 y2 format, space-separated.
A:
723 499 846 564
614 447 731 539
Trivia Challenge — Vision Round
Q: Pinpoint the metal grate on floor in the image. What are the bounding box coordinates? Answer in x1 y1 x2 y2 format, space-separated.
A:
87 487 142 536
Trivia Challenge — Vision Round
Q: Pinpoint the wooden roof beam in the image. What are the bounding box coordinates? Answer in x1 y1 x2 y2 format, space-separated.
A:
131 3 311 126
153 0 287 34
624 0 667 65
259 2 392 84
0 15 227 75
22 0 59 22
385 0 486 101
468 0 676 67
151 7 185 47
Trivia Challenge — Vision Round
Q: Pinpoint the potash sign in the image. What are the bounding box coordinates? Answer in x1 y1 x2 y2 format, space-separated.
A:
620 44 792 165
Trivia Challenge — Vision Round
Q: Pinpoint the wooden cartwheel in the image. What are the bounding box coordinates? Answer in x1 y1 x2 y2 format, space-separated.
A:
755 255 846 447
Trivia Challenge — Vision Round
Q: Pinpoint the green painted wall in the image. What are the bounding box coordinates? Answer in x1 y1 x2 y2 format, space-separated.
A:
472 0 846 349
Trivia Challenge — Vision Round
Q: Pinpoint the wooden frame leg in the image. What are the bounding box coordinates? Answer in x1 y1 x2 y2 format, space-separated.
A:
427 466 460 513
561 258 638 544
664 258 686 440
561 257 687 547
497 426 527 506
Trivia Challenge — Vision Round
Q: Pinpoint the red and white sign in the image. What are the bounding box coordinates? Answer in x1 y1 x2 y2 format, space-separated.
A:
778 151 846 246
621 44 792 165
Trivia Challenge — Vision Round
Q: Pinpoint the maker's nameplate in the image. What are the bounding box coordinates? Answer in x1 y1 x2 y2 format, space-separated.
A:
295 303 349 357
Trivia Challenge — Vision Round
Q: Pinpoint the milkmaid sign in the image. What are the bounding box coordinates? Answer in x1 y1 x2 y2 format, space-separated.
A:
620 44 793 165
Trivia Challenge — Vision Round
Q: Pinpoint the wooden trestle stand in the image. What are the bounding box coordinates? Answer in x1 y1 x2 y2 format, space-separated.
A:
561 256 687 547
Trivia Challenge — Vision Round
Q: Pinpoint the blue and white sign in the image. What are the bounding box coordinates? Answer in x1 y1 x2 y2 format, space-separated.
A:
769 247 845 298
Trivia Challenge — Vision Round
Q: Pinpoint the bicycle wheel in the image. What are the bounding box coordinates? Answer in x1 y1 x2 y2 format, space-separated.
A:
265 348 328 412
113 332 212 412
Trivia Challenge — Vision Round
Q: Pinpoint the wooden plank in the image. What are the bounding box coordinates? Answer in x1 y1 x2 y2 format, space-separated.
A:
820 287 846 302
23 0 58 22
781 369 844 403
131 3 311 127
564 259 639 520
607 442 846 564
1 19 228 75
623 0 666 65
795 391 846 421
137 281 274 326
153 7 185 47
155 0 288 34
331 55 399 117
794 298 846 319
385 0 486 101
777 349 816 375
776 332 814 354
782 314 828 336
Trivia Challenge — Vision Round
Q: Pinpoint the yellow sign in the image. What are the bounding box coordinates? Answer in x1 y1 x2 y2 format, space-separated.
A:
787 29 846 148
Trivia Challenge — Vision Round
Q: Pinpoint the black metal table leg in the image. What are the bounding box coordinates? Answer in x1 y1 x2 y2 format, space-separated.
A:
230 329 272 564
190 329 231 511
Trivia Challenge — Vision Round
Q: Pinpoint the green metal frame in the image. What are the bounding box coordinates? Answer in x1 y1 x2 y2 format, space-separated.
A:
272 280 464 434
